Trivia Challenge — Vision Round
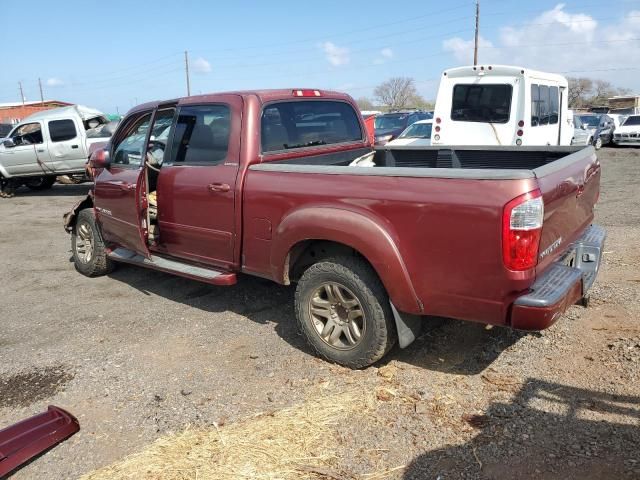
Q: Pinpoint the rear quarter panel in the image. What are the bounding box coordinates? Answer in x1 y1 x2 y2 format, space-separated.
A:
242 169 539 324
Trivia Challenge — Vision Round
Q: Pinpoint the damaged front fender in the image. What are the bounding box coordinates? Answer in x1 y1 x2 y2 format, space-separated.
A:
63 192 94 233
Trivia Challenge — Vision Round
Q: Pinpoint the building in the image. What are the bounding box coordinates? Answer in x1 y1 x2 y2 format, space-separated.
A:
0 100 73 125
607 95 640 115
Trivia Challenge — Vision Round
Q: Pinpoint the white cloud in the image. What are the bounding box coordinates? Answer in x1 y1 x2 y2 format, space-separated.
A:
46 77 64 87
442 35 493 64
373 47 394 65
192 57 212 74
442 5 640 89
319 41 350 66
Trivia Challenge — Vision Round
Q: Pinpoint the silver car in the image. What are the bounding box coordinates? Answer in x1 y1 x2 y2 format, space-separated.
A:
571 115 593 146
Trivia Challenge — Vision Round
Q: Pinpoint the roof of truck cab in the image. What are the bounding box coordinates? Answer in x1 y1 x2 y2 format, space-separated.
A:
22 105 106 122
128 89 355 115
442 65 568 85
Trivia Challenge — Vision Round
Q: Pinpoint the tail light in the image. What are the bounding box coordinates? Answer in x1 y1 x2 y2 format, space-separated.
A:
502 190 544 271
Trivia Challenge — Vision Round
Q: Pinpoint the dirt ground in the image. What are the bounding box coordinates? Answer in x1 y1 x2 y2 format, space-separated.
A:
1 147 639 479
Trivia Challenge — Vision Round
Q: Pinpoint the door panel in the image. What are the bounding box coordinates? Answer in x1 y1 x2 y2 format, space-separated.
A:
94 112 152 256
1 122 42 175
46 118 86 171
155 96 242 268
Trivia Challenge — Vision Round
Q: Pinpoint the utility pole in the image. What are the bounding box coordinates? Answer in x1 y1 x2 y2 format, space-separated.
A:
38 78 44 105
473 0 480 66
184 50 191 97
18 82 25 105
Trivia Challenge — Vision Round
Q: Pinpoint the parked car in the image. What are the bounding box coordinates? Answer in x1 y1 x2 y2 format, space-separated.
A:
374 111 431 145
612 115 640 146
386 119 433 147
432 65 573 146
577 114 614 149
571 115 593 146
0 105 110 197
64 89 603 368
0 123 13 139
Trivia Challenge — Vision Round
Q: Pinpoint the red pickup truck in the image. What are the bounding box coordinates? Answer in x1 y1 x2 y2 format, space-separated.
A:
64 89 605 368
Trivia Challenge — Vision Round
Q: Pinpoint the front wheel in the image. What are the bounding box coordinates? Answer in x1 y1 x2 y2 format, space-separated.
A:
25 176 56 190
72 209 114 277
594 137 603 149
295 256 396 368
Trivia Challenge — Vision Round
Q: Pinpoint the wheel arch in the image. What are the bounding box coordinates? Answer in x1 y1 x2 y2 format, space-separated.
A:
63 193 94 233
271 207 423 314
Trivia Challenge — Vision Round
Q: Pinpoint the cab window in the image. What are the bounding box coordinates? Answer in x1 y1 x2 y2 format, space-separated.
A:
112 113 152 167
49 119 77 142
166 105 230 165
451 84 512 124
11 122 43 145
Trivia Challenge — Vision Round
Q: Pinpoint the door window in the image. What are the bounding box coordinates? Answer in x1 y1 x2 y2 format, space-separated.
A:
166 105 230 165
49 119 77 142
112 113 152 167
11 122 43 145
549 86 559 125
146 108 175 167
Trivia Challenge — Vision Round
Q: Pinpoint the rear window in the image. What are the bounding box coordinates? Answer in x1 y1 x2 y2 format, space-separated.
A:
451 84 512 124
261 100 362 153
374 114 410 130
399 122 432 139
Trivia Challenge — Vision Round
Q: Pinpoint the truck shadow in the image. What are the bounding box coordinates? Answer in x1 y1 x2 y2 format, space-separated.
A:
403 378 640 479
14 183 91 197
382 319 529 375
107 265 524 375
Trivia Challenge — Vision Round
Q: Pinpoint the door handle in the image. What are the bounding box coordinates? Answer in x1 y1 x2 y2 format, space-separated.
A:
37 149 45 152
71 145 79 149
208 183 230 193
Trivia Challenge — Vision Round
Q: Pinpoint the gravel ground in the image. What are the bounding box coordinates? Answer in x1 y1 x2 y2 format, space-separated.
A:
1 147 639 479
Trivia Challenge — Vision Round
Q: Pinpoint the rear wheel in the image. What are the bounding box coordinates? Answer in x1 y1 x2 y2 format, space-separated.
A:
295 256 396 368
72 209 114 277
25 176 56 190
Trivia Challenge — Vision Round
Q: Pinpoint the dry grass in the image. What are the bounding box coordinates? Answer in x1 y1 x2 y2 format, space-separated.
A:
82 389 381 480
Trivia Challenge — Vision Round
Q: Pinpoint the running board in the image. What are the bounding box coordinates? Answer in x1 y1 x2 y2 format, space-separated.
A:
108 248 237 286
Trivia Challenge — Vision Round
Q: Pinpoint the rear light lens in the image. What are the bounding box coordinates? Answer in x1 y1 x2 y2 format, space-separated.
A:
517 129 523 136
502 191 544 271
518 120 524 127
293 89 321 97
435 117 441 124
435 126 441 132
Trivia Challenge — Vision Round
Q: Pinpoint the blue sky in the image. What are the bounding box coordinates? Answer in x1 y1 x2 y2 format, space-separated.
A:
1 0 639 114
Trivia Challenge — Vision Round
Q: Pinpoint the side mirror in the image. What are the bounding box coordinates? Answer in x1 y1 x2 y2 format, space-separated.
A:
2 138 15 148
88 148 110 169
580 125 587 130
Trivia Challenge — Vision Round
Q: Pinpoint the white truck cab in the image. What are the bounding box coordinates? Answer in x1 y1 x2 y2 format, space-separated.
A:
432 65 572 147
0 105 110 196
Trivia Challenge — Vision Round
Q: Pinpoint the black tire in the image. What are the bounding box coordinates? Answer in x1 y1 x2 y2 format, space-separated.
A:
25 176 56 190
71 209 114 277
594 137 603 150
295 256 396 368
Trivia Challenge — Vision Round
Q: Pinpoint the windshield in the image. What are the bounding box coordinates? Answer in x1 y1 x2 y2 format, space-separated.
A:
579 115 601 127
399 122 432 139
622 115 640 126
374 114 409 130
451 84 512 123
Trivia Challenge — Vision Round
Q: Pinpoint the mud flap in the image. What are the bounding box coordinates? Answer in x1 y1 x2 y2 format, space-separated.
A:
63 194 93 233
0 406 79 477
390 302 423 348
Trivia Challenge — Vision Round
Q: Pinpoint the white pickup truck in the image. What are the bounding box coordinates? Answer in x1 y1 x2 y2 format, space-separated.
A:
0 105 112 197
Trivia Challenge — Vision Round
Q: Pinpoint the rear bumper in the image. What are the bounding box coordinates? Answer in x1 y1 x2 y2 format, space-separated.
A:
510 224 606 330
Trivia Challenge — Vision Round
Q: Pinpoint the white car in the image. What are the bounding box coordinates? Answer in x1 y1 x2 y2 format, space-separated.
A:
386 119 433 147
613 115 640 146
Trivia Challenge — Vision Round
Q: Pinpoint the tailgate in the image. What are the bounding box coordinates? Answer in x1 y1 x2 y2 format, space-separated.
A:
534 146 600 273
